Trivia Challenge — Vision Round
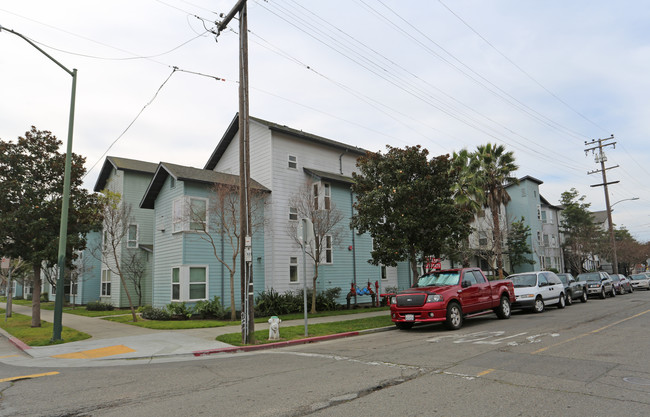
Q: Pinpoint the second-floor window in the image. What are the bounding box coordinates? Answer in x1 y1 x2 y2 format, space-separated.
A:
289 257 298 282
173 197 208 233
289 207 298 221
127 224 138 248
288 155 297 169
478 231 488 246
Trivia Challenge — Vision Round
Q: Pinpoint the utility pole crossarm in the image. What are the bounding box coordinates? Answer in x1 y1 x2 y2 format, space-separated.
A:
216 0 247 33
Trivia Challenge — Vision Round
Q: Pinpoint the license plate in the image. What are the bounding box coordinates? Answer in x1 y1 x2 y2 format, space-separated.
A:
405 314 415 321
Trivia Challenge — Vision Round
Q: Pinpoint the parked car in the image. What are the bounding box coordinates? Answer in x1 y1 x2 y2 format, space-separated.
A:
388 268 515 330
509 271 566 313
628 273 650 290
578 271 615 299
612 274 633 294
556 273 588 305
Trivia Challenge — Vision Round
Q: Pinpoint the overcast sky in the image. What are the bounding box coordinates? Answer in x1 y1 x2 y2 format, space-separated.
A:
1 0 649 241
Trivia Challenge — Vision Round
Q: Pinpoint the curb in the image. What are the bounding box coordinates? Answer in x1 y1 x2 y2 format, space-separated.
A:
0 326 32 353
193 326 395 357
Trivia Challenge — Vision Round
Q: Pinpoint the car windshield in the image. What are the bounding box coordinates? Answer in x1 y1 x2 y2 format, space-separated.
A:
510 273 537 288
416 272 460 287
557 274 569 285
611 275 620 282
578 272 601 282
629 274 646 280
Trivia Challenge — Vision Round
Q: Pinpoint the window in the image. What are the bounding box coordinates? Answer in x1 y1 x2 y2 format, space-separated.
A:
547 211 553 224
127 224 138 248
288 155 297 169
543 234 549 247
544 257 551 268
289 207 298 221
313 183 319 210
101 270 111 296
323 183 331 210
381 265 387 280
324 235 332 263
171 266 208 301
289 257 298 282
521 188 527 197
189 198 207 231
536 231 541 245
472 271 487 284
478 231 488 246
541 210 548 223
173 197 208 233
551 235 557 247
537 205 542 220
172 268 180 301
170 177 176 189
172 199 183 233
189 267 207 300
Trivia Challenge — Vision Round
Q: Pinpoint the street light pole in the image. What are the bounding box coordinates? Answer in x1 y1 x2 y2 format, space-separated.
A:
0 25 77 341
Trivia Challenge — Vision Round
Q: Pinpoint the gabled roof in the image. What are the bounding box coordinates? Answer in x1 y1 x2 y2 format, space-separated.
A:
204 113 368 170
506 175 543 188
140 161 270 209
304 168 355 185
540 194 562 210
94 156 158 192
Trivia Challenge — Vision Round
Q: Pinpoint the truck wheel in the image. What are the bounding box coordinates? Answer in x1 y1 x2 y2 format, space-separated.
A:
599 288 606 299
494 296 511 319
580 290 588 303
565 291 573 306
533 297 544 313
396 322 414 330
610 287 616 298
445 302 463 330
557 293 566 309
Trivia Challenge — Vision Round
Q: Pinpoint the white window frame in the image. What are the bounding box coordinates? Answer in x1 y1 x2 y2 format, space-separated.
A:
323 235 333 264
478 231 488 246
541 210 547 223
289 257 298 283
101 269 111 297
171 265 209 302
381 265 387 280
127 224 139 248
171 267 180 301
323 183 331 210
172 197 208 233
289 207 298 221
313 183 319 210
288 154 297 169
543 234 549 247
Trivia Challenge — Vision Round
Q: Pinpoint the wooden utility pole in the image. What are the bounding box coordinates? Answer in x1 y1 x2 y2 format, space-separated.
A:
585 135 619 274
217 0 254 344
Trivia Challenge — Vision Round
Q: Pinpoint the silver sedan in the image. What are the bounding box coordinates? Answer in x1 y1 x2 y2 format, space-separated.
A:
628 273 650 290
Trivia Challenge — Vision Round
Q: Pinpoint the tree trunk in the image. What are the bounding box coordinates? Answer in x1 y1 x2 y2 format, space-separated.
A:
409 247 419 287
491 205 504 279
230 270 236 321
310 268 319 314
31 263 41 327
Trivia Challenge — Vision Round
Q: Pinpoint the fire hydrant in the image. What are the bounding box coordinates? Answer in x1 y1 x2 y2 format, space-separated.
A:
268 316 281 340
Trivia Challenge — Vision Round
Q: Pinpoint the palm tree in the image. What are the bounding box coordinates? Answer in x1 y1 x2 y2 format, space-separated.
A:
471 143 518 279
451 149 485 267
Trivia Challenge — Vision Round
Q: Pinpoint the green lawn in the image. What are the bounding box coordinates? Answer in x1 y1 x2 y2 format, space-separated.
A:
216 315 394 346
0 308 91 346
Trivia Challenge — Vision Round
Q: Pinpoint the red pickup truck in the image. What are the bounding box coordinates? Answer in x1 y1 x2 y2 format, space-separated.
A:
389 268 515 330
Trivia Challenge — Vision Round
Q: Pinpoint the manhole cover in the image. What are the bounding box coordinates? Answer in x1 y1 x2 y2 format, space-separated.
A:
623 377 650 386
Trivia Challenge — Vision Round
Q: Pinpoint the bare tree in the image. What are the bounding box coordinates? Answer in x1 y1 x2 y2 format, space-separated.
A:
287 180 345 313
190 183 267 320
92 190 138 322
121 250 147 307
1 257 29 317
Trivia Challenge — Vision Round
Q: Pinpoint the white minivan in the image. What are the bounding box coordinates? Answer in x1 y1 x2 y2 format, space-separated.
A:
509 271 566 313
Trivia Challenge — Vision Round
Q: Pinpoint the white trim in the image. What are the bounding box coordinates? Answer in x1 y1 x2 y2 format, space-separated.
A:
170 265 209 302
127 224 139 248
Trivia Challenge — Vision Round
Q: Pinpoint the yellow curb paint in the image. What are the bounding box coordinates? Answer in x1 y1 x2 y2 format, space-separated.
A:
477 369 495 377
0 371 59 383
532 309 650 355
52 345 135 359
0 355 20 359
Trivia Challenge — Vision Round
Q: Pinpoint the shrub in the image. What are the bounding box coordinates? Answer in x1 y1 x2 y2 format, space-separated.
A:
194 296 226 319
255 287 342 316
40 292 49 302
140 305 171 320
166 302 193 319
86 301 115 311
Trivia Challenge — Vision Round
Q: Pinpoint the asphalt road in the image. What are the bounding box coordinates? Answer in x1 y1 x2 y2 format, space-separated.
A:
2 289 650 416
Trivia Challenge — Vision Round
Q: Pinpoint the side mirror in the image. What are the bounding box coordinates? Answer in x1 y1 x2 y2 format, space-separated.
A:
539 281 547 287
461 280 471 288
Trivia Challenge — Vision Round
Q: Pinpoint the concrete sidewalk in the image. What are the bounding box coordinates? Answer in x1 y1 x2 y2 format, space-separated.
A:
0 302 391 367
